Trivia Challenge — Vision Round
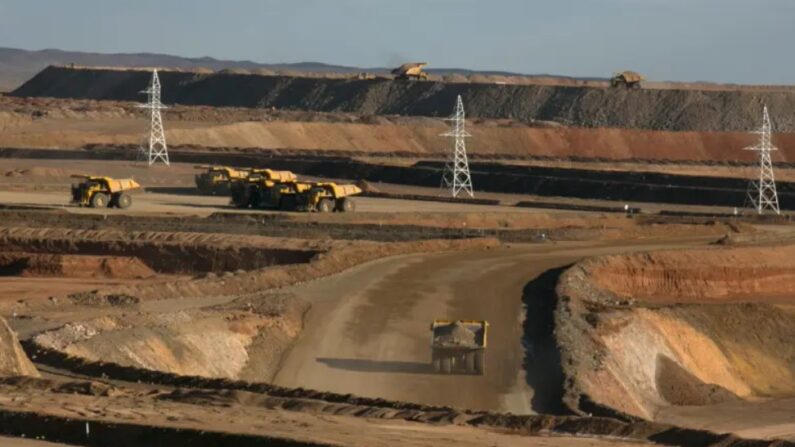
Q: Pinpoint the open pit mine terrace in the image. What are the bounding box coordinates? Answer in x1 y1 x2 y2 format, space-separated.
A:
3 146 795 213
8 65 795 212
0 205 793 446
0 67 794 446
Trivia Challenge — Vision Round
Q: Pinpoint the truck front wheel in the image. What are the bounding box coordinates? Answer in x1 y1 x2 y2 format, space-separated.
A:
90 192 109 208
318 198 334 213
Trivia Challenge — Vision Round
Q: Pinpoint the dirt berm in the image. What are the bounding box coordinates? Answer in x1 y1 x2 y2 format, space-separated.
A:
555 243 795 420
14 65 795 132
0 317 38 377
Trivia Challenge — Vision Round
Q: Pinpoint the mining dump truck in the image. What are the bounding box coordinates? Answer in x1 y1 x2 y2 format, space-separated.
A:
194 165 251 195
70 175 141 209
230 169 307 210
297 182 362 212
392 62 429 81
430 319 488 375
610 71 645 89
247 168 297 183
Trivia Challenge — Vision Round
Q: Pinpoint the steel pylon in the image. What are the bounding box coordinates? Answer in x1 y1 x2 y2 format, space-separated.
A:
138 69 169 166
440 95 474 198
744 105 780 215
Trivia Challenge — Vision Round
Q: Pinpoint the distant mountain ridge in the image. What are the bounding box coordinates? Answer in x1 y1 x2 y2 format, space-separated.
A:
0 46 590 91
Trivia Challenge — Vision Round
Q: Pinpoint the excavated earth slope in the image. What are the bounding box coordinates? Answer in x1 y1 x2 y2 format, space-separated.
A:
3 96 795 162
14 65 795 132
33 292 308 381
556 243 795 420
0 317 38 377
7 226 498 380
0 252 157 278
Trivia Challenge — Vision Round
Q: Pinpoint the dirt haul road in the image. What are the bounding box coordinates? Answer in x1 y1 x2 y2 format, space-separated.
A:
272 237 713 414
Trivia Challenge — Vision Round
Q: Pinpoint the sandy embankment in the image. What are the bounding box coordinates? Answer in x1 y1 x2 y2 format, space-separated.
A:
556 243 795 419
0 317 39 378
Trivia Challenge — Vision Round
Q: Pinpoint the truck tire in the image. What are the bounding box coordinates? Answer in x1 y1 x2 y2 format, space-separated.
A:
279 195 298 211
90 193 109 208
474 351 485 375
336 197 356 212
116 193 132 209
318 198 334 213
249 192 262 209
440 356 452 374
466 352 476 374
432 355 441 373
232 192 249 208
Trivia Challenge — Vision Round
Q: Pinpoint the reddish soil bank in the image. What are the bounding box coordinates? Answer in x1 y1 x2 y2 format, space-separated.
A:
13 65 795 132
0 228 320 275
555 243 795 420
583 244 795 302
0 252 156 279
3 94 795 163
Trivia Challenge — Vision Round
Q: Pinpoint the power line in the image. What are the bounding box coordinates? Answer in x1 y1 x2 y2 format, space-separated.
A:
138 69 169 166
440 95 474 198
744 105 780 215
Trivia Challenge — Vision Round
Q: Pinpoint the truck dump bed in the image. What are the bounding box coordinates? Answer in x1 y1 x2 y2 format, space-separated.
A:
430 320 487 350
430 319 488 374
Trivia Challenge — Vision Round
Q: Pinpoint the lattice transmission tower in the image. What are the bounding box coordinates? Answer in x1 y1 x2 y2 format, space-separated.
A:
440 95 474 198
138 69 170 166
744 105 780 215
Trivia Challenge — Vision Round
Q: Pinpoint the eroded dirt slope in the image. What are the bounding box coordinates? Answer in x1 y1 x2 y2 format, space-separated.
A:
585 244 795 302
33 293 307 381
556 243 795 420
0 317 38 377
5 96 795 163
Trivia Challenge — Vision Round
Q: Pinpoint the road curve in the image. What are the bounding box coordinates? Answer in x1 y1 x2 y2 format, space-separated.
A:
272 238 712 414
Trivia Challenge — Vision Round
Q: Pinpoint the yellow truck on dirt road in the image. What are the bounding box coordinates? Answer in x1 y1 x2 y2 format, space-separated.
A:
70 175 141 209
430 319 488 375
231 169 362 212
230 169 305 209
298 182 361 212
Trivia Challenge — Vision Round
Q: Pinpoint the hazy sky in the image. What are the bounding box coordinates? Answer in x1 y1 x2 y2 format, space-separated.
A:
1 0 793 84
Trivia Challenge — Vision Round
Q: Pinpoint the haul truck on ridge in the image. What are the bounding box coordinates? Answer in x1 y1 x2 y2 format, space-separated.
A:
392 62 429 81
610 70 645 89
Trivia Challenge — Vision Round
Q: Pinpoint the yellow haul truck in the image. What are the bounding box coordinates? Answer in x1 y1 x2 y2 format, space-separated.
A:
230 169 305 210
194 165 251 195
230 168 362 212
70 175 141 209
430 319 488 375
610 70 645 89
391 62 429 81
297 183 362 212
